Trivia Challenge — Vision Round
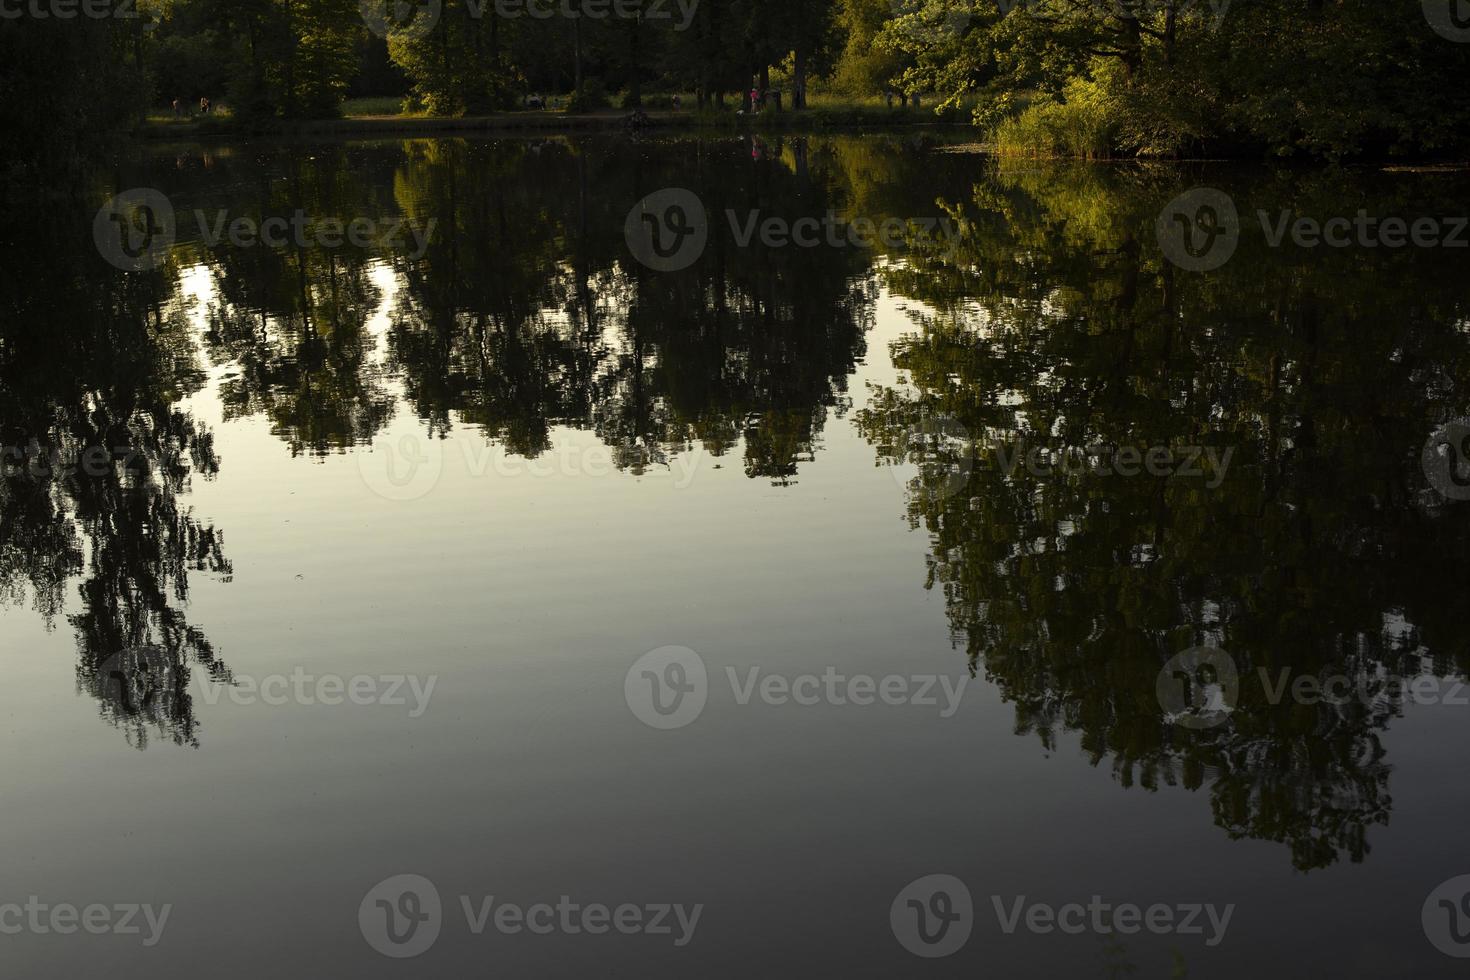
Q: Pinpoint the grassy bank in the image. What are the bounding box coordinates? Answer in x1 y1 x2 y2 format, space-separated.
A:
134 95 975 140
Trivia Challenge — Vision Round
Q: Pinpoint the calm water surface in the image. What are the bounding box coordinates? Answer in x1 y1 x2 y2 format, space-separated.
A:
2 135 1469 978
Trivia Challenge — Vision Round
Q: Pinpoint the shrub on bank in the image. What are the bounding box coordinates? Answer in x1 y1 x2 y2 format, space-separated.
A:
565 80 612 114
990 76 1121 160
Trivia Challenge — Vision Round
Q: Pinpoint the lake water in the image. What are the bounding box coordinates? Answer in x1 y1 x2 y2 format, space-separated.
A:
3 134 1470 977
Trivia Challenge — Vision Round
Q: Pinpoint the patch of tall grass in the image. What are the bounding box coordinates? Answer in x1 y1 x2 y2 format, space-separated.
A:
989 77 1121 159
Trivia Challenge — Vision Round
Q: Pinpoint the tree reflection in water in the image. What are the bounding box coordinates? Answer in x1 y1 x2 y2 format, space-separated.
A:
3 140 1469 871
859 161 1470 870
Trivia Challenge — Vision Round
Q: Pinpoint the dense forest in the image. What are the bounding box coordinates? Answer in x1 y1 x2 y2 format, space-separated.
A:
4 0 1470 179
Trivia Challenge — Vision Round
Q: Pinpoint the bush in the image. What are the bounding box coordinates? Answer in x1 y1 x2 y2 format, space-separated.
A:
639 93 685 110
990 74 1122 159
342 96 409 117
565 79 611 113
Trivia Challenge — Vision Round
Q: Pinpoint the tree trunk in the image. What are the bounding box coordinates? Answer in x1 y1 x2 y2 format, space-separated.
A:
573 19 583 94
282 0 298 116
1118 16 1143 79
792 49 807 110
628 13 642 107
1164 0 1177 65
469 6 486 110
490 4 501 101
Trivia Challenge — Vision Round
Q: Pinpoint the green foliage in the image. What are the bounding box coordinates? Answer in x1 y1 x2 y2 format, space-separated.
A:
882 0 1470 160
990 74 1121 159
387 0 518 115
565 79 613 113
832 0 909 96
287 0 362 116
8 0 1470 158
342 96 411 117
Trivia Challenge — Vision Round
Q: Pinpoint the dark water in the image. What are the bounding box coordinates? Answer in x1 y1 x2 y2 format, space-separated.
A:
2 135 1470 978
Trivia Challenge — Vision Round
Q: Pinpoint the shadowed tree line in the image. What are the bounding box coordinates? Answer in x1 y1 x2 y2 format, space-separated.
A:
9 0 1469 185
1 0 849 179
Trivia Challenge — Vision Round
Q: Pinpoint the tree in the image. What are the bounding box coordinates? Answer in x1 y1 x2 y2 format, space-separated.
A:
388 0 519 113
833 0 910 97
0 11 149 179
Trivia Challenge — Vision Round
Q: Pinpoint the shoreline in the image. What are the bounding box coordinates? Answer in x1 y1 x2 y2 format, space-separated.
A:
128 115 1470 170
135 109 963 141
